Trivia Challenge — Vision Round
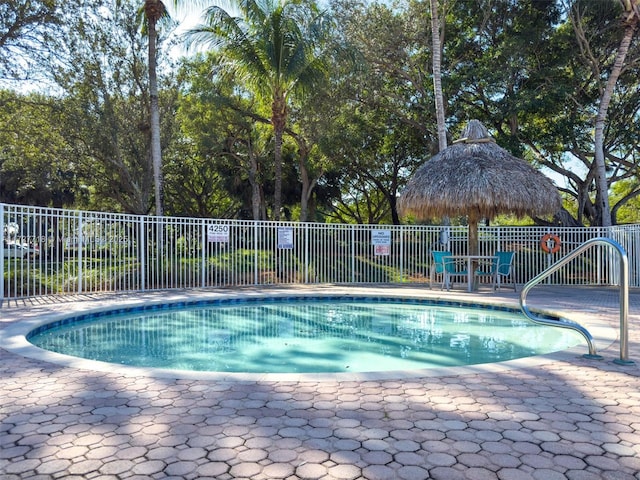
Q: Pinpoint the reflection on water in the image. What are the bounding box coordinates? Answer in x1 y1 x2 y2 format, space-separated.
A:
29 300 582 373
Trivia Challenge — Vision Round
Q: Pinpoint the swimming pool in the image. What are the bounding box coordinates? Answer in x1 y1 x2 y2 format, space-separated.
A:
27 296 582 374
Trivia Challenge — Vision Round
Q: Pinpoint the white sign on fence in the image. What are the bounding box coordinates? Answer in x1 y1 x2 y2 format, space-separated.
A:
371 230 391 245
208 224 230 243
278 227 294 249
372 229 391 256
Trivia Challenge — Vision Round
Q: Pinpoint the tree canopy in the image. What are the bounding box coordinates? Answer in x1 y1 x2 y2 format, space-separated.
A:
1 0 639 226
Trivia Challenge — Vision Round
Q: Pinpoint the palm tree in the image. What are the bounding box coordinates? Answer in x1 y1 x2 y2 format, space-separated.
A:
429 0 447 151
429 0 451 239
188 0 332 220
123 0 204 216
144 0 166 216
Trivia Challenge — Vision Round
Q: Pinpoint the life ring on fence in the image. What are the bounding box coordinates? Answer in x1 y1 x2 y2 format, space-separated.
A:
540 233 561 254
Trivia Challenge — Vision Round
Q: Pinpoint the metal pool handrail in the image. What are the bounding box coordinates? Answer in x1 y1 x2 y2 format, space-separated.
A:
519 237 633 365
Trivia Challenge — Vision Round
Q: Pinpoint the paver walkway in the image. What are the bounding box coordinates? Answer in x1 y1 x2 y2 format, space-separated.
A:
1 285 639 480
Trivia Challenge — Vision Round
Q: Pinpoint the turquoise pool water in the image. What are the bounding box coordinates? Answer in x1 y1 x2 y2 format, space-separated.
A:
28 297 582 374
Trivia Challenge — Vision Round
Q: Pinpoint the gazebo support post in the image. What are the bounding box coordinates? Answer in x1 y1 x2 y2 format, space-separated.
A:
468 212 480 256
467 212 481 290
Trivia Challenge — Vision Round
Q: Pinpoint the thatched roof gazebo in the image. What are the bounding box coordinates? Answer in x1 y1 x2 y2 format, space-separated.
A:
399 119 561 255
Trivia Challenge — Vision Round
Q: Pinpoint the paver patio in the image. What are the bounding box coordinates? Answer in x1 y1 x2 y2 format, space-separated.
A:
1 285 639 480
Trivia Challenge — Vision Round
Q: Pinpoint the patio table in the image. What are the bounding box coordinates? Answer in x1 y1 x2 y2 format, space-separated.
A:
445 254 497 292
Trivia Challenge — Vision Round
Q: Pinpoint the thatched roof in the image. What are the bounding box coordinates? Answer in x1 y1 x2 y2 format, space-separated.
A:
399 120 561 221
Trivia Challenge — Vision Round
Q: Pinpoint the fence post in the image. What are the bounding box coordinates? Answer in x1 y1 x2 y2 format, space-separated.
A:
399 226 404 283
0 203 4 302
201 220 207 288
77 211 84 294
304 222 309 284
351 226 356 284
139 216 146 291
253 221 259 285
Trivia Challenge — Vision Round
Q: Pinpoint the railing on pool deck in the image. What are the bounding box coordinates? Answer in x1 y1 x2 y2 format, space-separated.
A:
2 202 640 302
519 237 634 366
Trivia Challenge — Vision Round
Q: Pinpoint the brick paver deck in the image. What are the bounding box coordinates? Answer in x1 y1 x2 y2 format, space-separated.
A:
1 285 639 480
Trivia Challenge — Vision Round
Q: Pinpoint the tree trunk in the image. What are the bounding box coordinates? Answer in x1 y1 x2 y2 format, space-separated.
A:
430 0 451 230
430 0 447 151
299 160 311 222
593 5 638 227
390 195 400 225
295 133 320 223
248 145 261 220
272 95 287 221
148 18 163 216
273 127 283 220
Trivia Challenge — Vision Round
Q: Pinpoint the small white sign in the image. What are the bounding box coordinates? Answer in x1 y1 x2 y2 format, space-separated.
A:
278 227 294 249
207 224 230 243
371 230 391 246
375 245 390 256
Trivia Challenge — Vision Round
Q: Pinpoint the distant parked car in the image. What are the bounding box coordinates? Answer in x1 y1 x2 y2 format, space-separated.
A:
3 243 39 259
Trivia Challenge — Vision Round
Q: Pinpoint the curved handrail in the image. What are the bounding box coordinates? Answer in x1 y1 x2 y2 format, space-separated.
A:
519 237 633 364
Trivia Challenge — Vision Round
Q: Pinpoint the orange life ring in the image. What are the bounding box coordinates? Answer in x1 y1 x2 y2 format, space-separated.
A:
540 233 561 254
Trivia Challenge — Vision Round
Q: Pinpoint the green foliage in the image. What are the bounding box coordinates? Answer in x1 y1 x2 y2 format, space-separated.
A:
165 52 269 218
320 0 434 224
187 0 336 219
52 0 181 214
0 0 102 84
611 180 640 224
0 91 79 206
441 0 638 227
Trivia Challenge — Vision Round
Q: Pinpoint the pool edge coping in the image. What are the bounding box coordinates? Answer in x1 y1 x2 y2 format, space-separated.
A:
0 286 619 382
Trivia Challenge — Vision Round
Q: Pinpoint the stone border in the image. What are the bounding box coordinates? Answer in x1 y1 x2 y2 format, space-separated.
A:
0 286 617 382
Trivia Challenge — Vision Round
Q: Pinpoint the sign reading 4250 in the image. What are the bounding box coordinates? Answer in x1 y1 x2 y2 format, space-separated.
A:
208 224 230 243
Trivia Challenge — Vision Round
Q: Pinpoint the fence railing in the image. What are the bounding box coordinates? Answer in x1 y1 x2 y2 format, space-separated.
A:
2 203 635 302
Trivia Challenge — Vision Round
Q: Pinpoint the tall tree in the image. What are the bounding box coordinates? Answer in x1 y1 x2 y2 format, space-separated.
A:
52 1 180 214
143 0 167 216
584 0 639 226
430 0 447 151
126 0 206 216
442 0 640 226
428 0 452 232
188 0 333 220
326 0 436 223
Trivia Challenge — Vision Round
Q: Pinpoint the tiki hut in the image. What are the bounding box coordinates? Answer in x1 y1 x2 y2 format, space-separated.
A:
399 119 561 255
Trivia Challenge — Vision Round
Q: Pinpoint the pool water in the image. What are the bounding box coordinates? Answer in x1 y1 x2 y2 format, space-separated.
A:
28 298 582 374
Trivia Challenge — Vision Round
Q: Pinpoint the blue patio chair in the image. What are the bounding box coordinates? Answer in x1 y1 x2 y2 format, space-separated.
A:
475 251 516 291
431 250 468 290
429 250 449 289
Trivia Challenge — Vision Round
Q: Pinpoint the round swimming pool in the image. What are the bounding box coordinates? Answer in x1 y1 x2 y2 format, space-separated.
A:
27 296 582 374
